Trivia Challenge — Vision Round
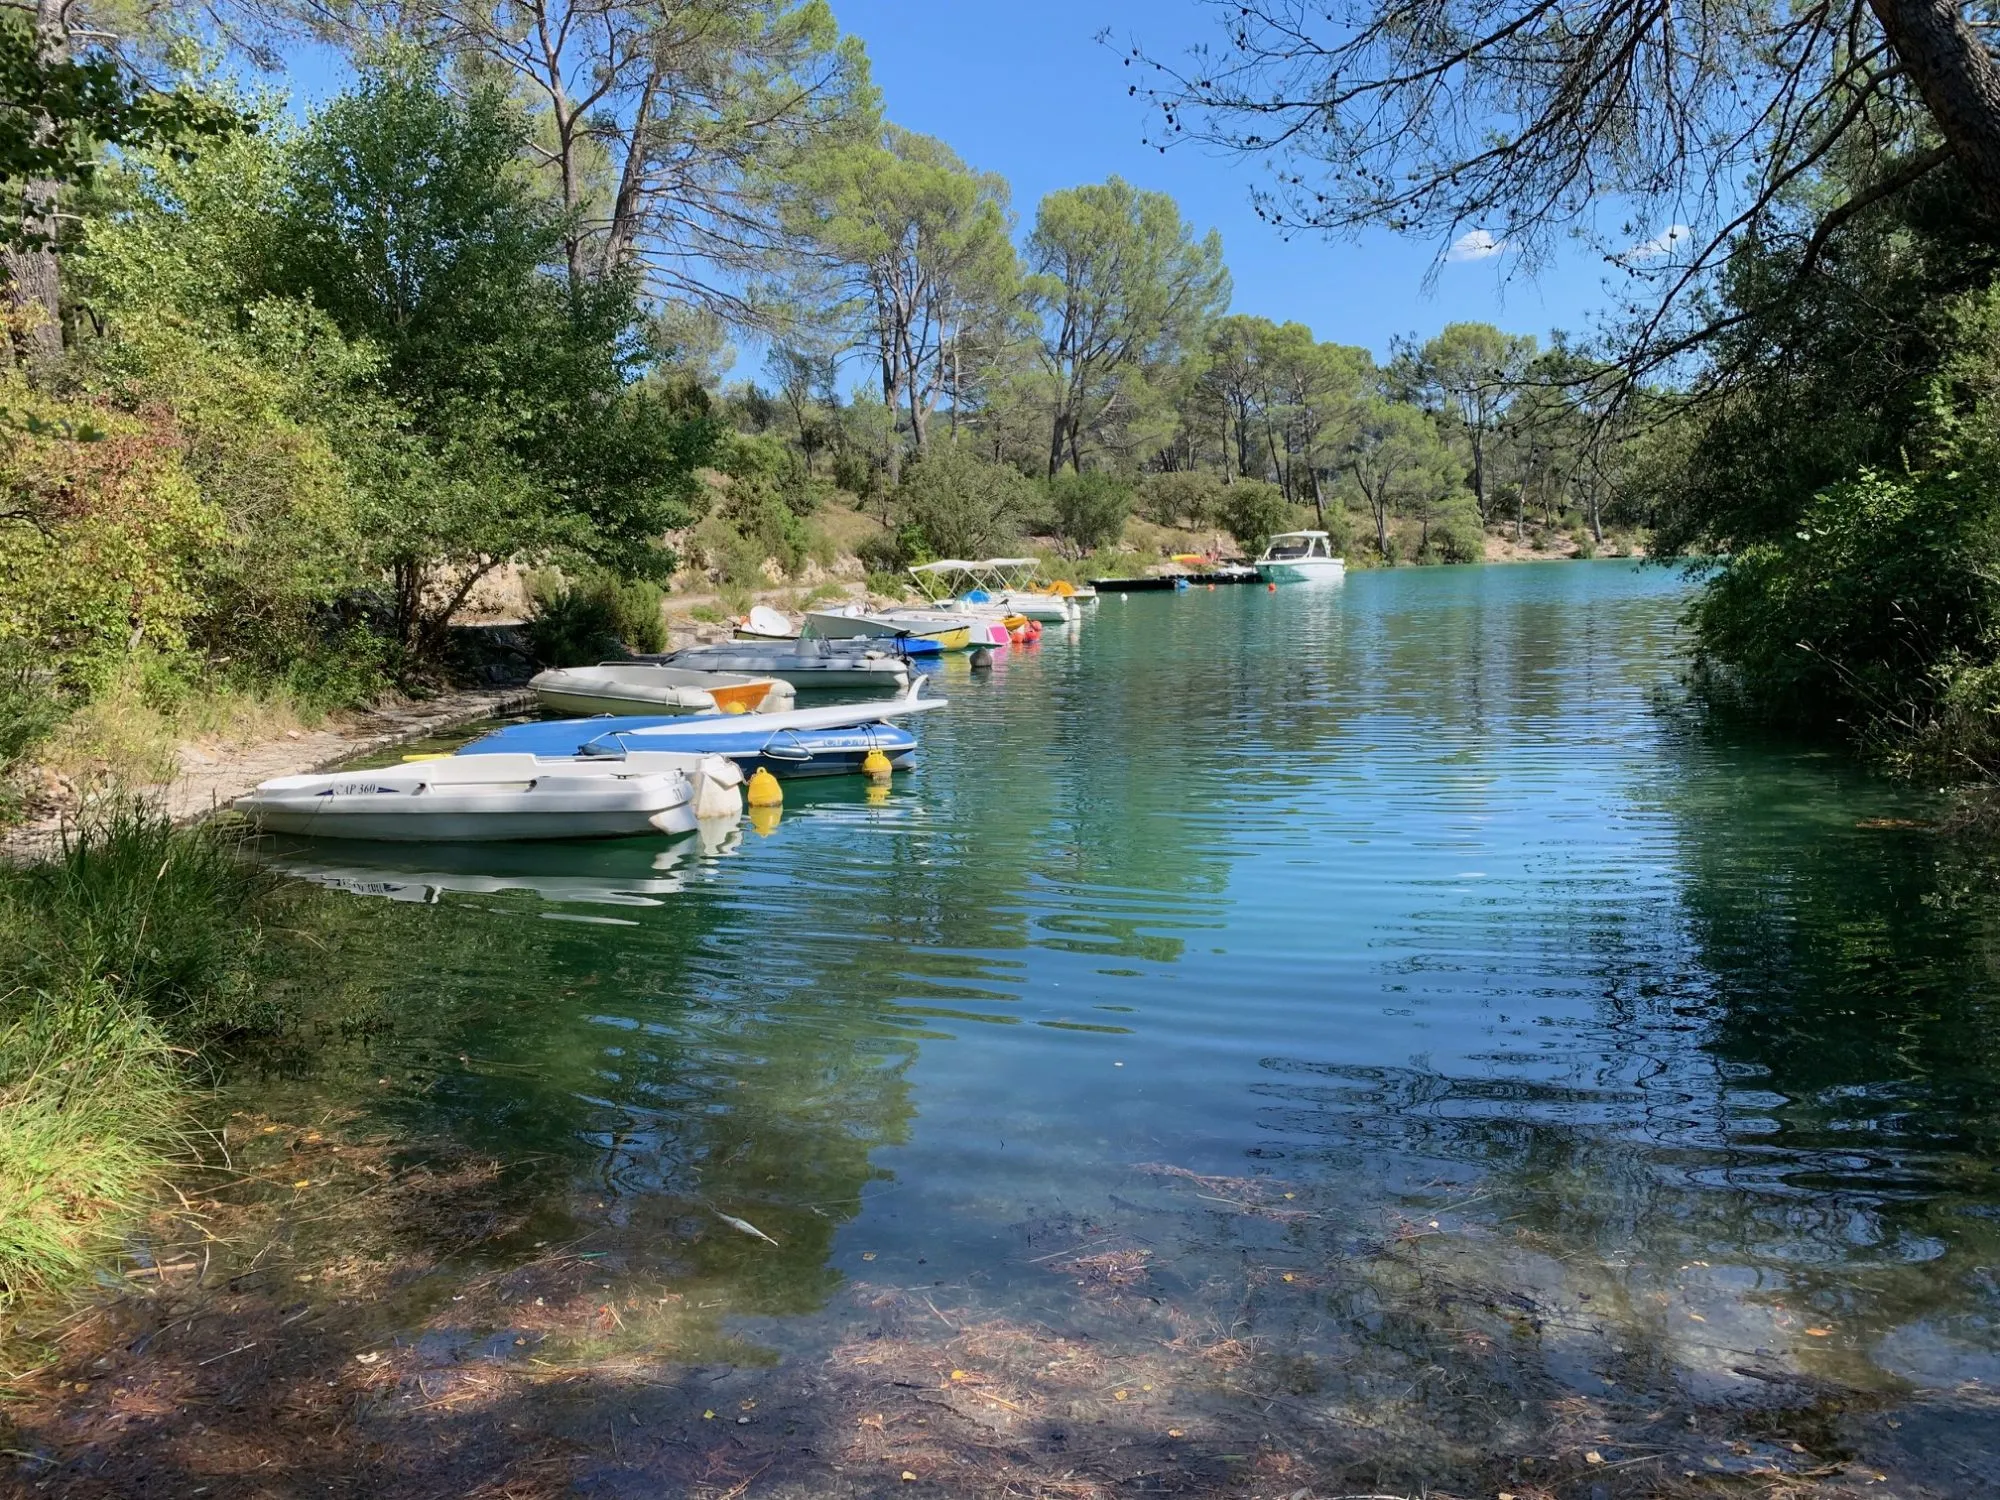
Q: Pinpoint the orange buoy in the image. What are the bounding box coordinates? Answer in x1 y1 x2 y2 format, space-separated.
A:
1267 582 1277 593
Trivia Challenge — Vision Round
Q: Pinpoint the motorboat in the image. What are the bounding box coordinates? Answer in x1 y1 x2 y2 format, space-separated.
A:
645 638 914 691
1254 531 1346 582
907 559 1084 622
456 682 945 779
529 663 793 717
804 605 1008 651
234 753 744 842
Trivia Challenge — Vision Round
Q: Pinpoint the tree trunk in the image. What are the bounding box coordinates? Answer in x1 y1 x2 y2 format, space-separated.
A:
1469 430 1487 525
1309 468 1326 529
1868 0 2000 217
4 0 67 371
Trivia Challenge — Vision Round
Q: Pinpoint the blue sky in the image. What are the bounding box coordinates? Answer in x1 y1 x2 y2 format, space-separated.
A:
273 1 1624 363
833 0 1616 359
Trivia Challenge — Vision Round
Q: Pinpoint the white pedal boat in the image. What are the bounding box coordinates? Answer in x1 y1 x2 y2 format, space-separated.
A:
530 663 794 717
804 605 1010 651
235 753 744 842
908 559 1083 623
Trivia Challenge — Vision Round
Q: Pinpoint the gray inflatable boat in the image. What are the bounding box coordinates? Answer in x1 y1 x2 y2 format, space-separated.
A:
647 638 913 691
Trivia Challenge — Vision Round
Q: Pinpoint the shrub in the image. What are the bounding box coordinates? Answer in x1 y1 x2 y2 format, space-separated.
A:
894 444 1044 559
1136 470 1228 529
1689 467 2000 767
1218 480 1294 553
1047 472 1132 555
1422 495 1486 564
525 569 666 664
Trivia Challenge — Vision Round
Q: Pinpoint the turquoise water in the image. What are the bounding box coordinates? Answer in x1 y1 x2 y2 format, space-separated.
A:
252 560 2000 1431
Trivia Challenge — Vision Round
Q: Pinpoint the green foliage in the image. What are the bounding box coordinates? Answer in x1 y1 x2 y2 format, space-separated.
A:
0 19 243 247
526 569 668 665
1421 494 1486 564
892 443 1045 559
0 810 303 1302
1137 470 1228 529
1029 177 1231 474
259 65 713 650
1219 480 1293 552
1046 471 1132 555
0 378 220 688
1690 468 2000 763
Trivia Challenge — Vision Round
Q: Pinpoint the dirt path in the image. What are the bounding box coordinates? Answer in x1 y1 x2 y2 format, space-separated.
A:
4 686 533 861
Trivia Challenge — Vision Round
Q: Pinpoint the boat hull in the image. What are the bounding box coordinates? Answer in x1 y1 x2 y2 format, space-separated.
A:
236 771 698 842
529 665 790 718
1255 558 1347 583
649 645 912 691
461 718 921 779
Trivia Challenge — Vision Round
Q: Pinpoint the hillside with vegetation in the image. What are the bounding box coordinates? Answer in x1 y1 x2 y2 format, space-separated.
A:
0 8 1658 829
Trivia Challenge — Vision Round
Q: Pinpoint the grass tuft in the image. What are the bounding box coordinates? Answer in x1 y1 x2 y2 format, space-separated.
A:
0 807 290 1305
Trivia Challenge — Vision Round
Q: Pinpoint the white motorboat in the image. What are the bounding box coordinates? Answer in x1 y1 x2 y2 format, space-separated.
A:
1254 531 1346 583
647 638 913 691
908 558 1082 622
530 663 794 717
235 753 745 842
804 605 1008 651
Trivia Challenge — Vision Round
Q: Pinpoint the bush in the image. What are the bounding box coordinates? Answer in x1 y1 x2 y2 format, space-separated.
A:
1689 467 2000 767
525 569 666 665
1047 472 1132 555
1137 470 1228 529
1219 480 1294 553
1422 495 1486 564
894 444 1044 559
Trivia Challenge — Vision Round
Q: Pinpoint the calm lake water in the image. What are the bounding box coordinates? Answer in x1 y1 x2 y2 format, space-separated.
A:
244 559 2000 1471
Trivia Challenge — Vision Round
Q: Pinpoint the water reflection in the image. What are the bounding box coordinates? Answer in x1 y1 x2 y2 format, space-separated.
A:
239 563 2000 1419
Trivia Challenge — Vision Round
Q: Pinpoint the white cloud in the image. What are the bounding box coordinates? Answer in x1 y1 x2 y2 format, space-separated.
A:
1445 228 1507 262
1622 224 1692 262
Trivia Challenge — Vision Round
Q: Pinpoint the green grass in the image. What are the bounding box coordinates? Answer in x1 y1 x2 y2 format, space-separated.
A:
0 809 290 1306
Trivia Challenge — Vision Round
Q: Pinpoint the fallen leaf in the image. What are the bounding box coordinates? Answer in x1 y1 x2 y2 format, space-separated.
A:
1805 1327 1833 1337
1282 1273 1296 1283
1283 1192 1295 1200
714 1209 778 1247
1114 1389 1129 1401
949 1370 969 1381
292 1179 311 1189
1688 1312 1707 1322
1585 1450 1604 1464
354 1352 380 1365
703 1409 714 1420
862 1251 877 1261
1167 1429 1185 1438
901 1472 917 1482
1500 1493 1517 1500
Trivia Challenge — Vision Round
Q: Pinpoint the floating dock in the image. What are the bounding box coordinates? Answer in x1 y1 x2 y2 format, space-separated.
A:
1089 568 1261 593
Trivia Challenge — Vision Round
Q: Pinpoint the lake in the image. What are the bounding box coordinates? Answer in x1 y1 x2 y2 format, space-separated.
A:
218 559 2000 1494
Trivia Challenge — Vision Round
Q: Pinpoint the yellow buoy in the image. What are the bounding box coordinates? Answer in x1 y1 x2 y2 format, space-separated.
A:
861 748 893 778
746 767 783 806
